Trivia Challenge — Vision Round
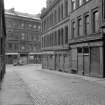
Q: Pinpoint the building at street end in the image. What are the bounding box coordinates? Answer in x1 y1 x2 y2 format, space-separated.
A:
41 0 105 78
5 8 41 65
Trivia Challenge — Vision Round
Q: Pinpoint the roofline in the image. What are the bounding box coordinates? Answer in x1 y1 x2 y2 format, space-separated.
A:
5 13 41 22
41 0 60 18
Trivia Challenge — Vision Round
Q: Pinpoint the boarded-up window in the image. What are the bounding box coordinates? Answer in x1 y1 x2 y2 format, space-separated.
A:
90 47 101 76
72 49 77 70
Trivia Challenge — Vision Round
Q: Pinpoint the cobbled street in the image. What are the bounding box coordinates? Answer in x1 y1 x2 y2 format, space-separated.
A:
0 64 105 105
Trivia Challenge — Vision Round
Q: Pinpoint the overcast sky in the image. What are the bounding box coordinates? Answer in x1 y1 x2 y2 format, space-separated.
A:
4 0 46 14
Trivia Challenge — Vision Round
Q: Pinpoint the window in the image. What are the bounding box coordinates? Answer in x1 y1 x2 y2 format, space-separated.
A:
77 47 82 53
93 11 99 33
51 33 54 46
55 31 57 46
61 4 63 19
50 34 51 47
58 30 60 45
72 0 76 10
0 38 3 54
78 0 83 6
54 10 57 23
42 37 44 48
51 13 54 25
78 18 83 36
29 24 32 28
38 26 41 30
65 0 68 17
14 44 18 50
8 43 12 50
21 46 25 50
83 47 89 53
21 33 25 40
72 21 76 38
85 15 90 35
21 23 24 28
33 25 36 29
103 0 105 19
61 28 64 45
65 26 68 44
85 0 89 2
58 6 60 21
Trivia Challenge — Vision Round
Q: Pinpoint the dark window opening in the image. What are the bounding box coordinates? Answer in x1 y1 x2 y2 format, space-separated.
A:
83 47 89 53
77 47 82 53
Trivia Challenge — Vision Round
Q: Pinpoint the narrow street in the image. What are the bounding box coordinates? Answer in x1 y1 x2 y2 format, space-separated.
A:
0 64 105 105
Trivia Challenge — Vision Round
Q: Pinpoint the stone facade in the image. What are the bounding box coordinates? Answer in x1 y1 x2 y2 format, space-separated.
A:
5 9 41 64
41 0 105 78
41 0 71 73
69 0 104 77
0 0 6 82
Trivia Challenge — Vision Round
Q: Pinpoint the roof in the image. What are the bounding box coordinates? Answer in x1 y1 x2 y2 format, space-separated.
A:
5 8 41 20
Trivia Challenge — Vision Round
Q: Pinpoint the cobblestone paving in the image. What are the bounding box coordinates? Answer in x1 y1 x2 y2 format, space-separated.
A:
7 65 105 105
0 66 34 105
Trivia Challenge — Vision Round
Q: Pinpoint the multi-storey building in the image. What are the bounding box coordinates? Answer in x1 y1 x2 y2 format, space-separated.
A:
41 0 105 78
5 8 41 64
0 0 6 83
41 0 71 72
69 0 104 77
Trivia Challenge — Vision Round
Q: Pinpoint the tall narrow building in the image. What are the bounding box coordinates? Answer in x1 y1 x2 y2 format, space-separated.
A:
0 0 6 82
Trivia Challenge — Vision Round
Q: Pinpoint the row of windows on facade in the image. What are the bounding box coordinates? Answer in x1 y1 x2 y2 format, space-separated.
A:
71 0 90 11
42 26 68 48
42 9 99 48
7 33 39 41
6 21 41 31
7 44 36 51
72 10 99 38
42 0 68 33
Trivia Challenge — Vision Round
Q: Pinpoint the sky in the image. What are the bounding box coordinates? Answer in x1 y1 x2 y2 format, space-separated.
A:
4 0 46 14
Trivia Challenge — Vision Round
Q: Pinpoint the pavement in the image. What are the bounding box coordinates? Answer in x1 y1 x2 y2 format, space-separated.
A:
0 65 35 105
0 64 105 105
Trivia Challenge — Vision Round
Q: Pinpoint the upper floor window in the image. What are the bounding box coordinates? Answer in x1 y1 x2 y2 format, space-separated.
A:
8 43 12 49
0 38 3 54
103 0 105 19
58 6 61 21
65 26 68 44
65 0 68 17
85 0 89 2
58 30 60 45
33 25 37 29
78 18 83 36
78 0 83 6
21 46 25 50
29 24 32 28
38 26 41 30
72 21 76 38
61 28 64 45
84 15 90 35
54 10 57 23
93 11 99 33
61 4 63 19
21 33 25 40
72 0 76 10
21 23 24 28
